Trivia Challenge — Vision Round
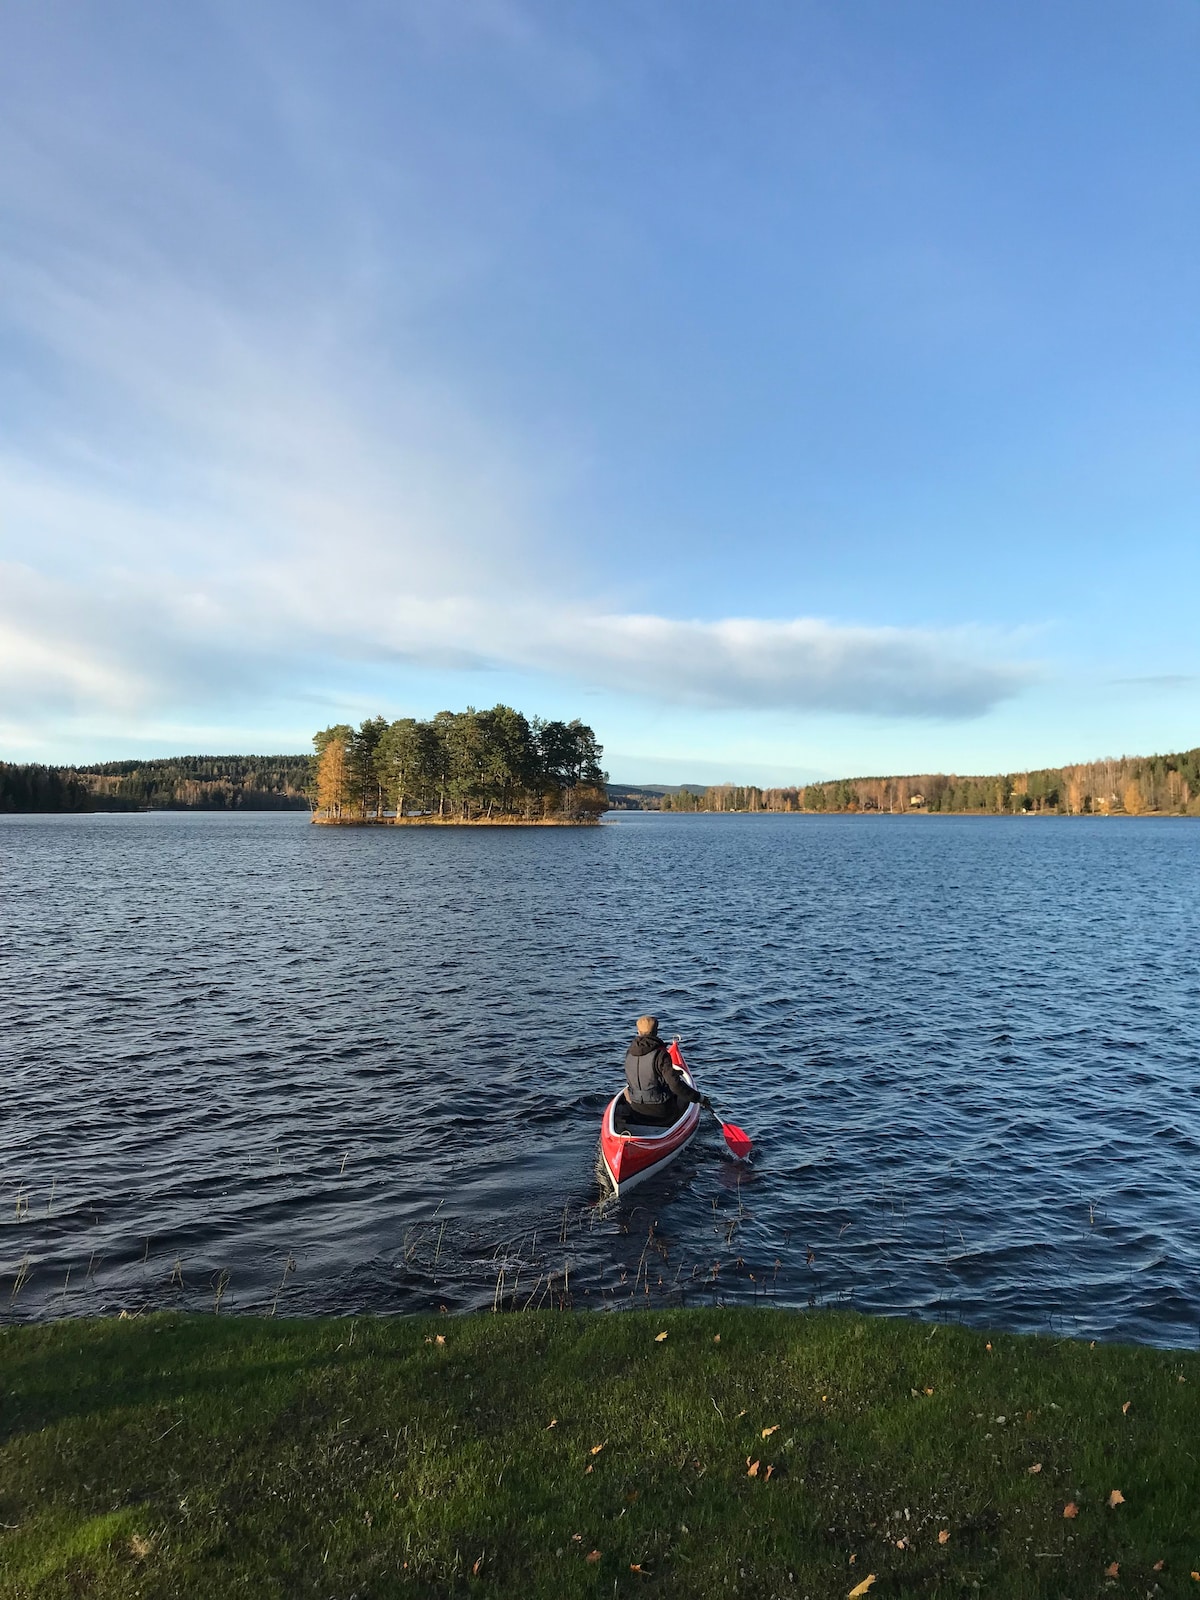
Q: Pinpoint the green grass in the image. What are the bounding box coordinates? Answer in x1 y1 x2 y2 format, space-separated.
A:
1 1309 1197 1597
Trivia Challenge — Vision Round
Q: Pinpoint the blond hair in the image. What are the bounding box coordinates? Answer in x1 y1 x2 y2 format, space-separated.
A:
636 1015 659 1035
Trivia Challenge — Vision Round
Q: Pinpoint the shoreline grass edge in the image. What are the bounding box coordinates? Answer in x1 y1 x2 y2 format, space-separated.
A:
2 1307 1198 1597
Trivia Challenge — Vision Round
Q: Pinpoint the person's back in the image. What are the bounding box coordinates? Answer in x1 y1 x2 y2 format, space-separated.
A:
623 1014 707 1122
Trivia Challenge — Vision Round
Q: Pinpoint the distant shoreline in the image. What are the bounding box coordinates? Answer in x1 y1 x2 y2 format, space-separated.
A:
611 806 1196 819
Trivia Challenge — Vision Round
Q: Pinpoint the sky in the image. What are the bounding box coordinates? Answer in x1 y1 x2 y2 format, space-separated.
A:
1 1 1198 785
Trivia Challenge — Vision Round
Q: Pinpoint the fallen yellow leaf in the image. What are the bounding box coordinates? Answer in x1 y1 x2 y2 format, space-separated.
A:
435 1334 446 1346
736 1409 747 1418
629 1563 645 1574
472 1557 483 1576
129 1535 152 1560
764 1464 775 1481
1105 1562 1119 1578
1108 1489 1125 1508
1121 1400 1131 1415
895 1537 908 1550
546 1418 557 1429
590 1442 606 1455
713 1334 721 1343
762 1424 779 1438
746 1458 760 1477
1063 1502 1079 1519
654 1331 668 1342
584 1464 593 1475
847 1576 877 1597
985 1341 993 1352
1153 1559 1164 1571
924 1386 934 1395
1028 1462 1042 1474
1191 1570 1199 1581
938 1529 950 1545
585 1550 601 1564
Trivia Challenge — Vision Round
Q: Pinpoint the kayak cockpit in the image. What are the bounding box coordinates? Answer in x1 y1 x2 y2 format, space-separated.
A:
611 1096 690 1136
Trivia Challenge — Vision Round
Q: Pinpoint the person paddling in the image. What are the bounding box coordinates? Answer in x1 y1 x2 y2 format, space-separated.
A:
623 1015 710 1123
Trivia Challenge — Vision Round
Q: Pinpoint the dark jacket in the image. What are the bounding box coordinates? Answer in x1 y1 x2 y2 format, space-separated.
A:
623 1033 702 1109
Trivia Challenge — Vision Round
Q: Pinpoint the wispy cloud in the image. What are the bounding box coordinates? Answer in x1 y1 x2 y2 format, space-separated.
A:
1107 674 1197 688
0 3 1035 754
0 252 1032 737
0 537 1031 735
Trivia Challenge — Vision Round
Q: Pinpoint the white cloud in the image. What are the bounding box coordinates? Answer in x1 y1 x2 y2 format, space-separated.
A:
516 612 1029 718
0 10 1034 754
0 541 1031 738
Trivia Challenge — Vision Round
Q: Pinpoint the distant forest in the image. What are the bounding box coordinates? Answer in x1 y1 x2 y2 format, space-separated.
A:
655 744 1200 816
3 739 1198 818
0 755 311 813
313 707 607 823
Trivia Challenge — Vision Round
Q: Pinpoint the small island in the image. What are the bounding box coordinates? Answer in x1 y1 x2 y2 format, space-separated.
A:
312 706 609 825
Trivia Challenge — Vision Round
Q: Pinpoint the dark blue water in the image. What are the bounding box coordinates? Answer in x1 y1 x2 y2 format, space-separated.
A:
2 810 1198 1345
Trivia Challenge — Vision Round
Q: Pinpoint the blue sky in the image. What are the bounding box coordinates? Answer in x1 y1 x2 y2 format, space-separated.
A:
2 1 1197 784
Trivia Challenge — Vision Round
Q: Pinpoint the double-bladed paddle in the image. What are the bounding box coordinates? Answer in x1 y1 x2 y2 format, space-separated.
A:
669 1038 752 1159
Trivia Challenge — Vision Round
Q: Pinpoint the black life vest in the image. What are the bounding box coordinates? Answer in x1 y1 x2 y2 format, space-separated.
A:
624 1037 671 1106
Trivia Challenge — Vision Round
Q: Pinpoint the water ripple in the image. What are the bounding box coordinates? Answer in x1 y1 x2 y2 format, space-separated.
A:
1 810 1198 1346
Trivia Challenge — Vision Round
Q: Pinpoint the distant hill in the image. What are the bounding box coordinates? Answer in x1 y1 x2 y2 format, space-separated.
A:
0 755 312 813
605 783 705 810
653 744 1200 816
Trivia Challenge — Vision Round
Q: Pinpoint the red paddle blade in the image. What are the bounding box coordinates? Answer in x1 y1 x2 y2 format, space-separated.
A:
721 1122 752 1159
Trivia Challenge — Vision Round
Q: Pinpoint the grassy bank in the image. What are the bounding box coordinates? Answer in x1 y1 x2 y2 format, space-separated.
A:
2 1309 1197 1597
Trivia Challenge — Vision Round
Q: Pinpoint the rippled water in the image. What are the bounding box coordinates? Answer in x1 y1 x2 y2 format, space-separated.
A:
2 810 1198 1345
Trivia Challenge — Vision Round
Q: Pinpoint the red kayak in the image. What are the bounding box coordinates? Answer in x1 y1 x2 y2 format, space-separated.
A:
599 1041 702 1195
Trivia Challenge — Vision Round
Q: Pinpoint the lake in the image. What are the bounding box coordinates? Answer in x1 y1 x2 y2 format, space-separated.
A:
2 810 1198 1346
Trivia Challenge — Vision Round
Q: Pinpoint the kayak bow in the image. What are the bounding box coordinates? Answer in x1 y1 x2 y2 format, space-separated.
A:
599 1041 702 1196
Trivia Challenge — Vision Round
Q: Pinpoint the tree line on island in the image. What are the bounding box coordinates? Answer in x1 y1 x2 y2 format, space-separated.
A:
313 707 608 823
